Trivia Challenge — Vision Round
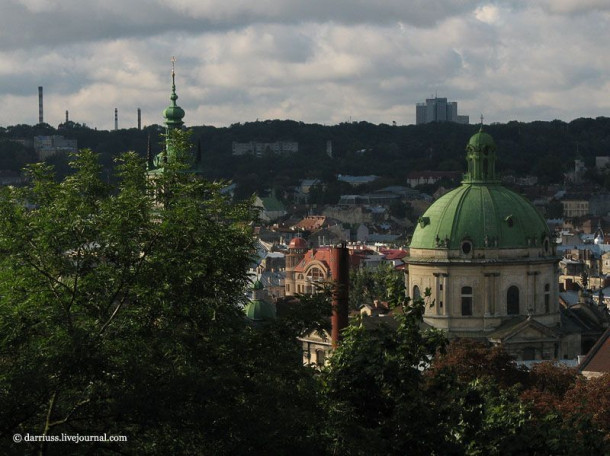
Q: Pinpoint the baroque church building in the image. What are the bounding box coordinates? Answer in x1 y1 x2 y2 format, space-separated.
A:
405 129 575 361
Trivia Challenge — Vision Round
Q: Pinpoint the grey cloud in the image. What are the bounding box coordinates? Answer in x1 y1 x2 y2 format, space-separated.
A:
1 0 483 50
540 0 610 15
1 0 610 128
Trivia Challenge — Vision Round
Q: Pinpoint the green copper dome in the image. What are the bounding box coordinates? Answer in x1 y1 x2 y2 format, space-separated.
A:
468 129 495 149
410 129 551 252
244 299 276 321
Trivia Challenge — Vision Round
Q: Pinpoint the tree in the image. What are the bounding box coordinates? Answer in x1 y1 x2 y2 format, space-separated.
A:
388 200 413 220
321 287 449 455
349 263 404 310
426 338 528 388
0 133 322 455
546 199 564 219
557 374 610 452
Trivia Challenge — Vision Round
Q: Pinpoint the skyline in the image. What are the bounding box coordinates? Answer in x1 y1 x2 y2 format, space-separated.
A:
1 1 609 130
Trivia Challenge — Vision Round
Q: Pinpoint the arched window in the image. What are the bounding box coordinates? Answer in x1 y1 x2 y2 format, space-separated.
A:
307 267 324 281
461 286 473 316
412 285 421 300
507 286 520 315
544 284 550 313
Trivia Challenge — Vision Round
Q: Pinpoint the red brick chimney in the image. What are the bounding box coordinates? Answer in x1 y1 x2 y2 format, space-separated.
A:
330 242 349 347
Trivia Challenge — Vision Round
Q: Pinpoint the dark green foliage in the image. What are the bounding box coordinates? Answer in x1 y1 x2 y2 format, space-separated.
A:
1 125 610 454
0 133 323 455
321 287 450 455
349 263 404 310
4 116 610 203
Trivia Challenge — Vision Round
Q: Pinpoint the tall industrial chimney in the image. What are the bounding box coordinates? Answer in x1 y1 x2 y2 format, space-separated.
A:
65 110 69 123
330 243 350 348
137 108 141 130
38 86 43 124
114 108 118 131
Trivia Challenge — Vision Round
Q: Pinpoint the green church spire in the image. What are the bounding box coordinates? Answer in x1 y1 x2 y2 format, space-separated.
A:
149 57 203 175
163 57 185 130
152 56 187 168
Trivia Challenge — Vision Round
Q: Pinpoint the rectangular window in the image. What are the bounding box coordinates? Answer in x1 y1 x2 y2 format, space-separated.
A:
461 286 473 316
461 297 472 315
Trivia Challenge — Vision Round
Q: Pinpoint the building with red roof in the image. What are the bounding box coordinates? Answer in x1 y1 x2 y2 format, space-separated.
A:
579 327 610 379
285 244 366 296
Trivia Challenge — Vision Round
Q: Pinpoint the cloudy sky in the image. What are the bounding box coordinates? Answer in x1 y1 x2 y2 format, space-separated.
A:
1 0 609 130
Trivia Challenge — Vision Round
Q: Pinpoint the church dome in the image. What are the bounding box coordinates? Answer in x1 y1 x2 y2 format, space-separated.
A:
410 184 551 251
289 237 307 249
410 129 552 253
468 129 495 149
244 299 276 321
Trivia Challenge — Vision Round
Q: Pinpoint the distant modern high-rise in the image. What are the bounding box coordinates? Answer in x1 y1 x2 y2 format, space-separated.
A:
416 96 469 125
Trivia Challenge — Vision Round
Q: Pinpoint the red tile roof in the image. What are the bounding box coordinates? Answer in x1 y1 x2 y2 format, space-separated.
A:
289 237 307 249
292 215 327 232
294 246 365 273
379 249 408 260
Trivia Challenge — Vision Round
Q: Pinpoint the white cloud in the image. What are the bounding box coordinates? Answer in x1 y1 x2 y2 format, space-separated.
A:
475 5 501 24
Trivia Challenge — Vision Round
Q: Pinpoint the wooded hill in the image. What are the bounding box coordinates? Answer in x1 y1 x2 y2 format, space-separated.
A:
1 116 610 199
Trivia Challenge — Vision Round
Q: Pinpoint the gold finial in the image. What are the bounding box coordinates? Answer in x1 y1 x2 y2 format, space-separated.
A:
171 56 176 76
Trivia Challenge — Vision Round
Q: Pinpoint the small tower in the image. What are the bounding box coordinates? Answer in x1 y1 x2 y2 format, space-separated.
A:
162 56 186 160
149 57 187 173
464 126 498 183
285 237 308 296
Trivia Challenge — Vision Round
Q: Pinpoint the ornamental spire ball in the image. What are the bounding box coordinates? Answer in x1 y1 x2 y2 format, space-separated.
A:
163 56 185 129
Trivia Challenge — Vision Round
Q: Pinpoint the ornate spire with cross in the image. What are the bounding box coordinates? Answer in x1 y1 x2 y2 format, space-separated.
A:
170 56 177 97
161 55 185 160
163 56 184 128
